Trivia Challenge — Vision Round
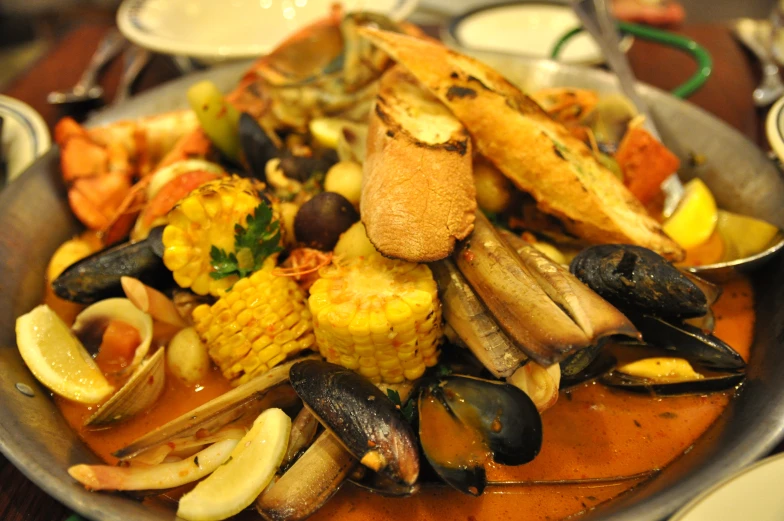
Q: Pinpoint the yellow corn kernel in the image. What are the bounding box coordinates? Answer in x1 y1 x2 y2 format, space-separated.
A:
192 262 315 386
308 253 442 384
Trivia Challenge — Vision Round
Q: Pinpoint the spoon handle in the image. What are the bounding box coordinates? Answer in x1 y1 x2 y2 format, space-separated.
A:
74 29 128 93
114 45 152 105
571 0 684 216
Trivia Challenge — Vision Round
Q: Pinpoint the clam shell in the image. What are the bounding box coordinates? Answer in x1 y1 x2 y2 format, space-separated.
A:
84 347 165 427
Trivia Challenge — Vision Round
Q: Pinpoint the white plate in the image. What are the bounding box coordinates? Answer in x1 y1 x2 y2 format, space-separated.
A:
766 94 784 164
670 451 784 521
117 0 419 63
447 2 633 65
0 95 50 184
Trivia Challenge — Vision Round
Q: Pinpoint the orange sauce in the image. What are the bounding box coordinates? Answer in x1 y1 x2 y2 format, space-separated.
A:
55 276 755 519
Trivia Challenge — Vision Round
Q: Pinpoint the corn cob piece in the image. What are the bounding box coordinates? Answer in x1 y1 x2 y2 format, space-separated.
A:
308 253 442 384
192 259 315 386
162 175 271 296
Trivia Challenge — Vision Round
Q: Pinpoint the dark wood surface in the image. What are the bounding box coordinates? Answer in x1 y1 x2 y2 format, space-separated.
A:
0 19 772 521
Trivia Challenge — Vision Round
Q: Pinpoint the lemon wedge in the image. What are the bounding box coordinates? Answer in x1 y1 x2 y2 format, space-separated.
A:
662 178 718 249
15 305 114 404
177 408 291 521
716 210 781 260
309 117 347 149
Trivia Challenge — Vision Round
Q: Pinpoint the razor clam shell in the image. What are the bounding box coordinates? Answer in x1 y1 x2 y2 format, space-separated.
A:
431 259 527 378
454 211 590 366
256 431 356 521
85 348 166 427
113 356 317 460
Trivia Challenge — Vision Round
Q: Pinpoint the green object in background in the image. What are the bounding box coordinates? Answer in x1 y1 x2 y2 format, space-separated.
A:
550 21 713 99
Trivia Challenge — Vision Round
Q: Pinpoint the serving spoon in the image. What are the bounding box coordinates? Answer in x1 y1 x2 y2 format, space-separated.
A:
571 0 784 278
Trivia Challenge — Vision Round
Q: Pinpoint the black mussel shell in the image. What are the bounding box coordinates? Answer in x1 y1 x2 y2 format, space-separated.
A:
51 229 171 304
238 112 279 181
418 375 542 496
278 149 338 183
289 360 419 486
570 245 709 319
601 370 744 396
631 314 746 372
560 343 604 378
561 352 617 390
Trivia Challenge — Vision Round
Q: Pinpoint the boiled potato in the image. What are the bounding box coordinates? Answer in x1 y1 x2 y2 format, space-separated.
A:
473 158 512 213
167 327 211 385
334 222 377 259
324 161 363 207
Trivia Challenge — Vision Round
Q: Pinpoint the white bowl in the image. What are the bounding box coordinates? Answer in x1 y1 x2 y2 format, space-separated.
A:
766 95 784 164
0 95 50 184
446 1 633 65
670 451 784 521
117 0 419 63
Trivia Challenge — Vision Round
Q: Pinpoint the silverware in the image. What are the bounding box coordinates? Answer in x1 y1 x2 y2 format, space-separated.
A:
571 0 684 218
113 45 152 105
732 19 784 107
46 29 127 105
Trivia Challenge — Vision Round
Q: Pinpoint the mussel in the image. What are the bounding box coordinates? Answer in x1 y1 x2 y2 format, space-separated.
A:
289 360 419 486
418 375 542 496
570 244 711 319
52 226 171 304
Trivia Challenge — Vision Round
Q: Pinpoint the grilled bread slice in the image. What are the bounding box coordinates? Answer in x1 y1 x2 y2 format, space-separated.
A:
358 28 684 261
361 65 476 262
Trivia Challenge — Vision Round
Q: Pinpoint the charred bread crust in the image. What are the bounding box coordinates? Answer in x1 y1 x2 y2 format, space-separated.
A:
358 28 684 261
361 66 476 262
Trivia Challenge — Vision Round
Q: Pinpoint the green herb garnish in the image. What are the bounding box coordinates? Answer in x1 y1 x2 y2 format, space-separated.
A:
210 201 282 280
387 389 416 423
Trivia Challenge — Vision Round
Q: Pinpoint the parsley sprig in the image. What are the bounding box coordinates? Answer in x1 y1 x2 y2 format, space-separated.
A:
210 201 282 280
387 389 416 423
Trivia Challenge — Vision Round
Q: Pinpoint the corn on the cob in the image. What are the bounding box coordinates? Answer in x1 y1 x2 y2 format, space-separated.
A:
308 253 442 384
162 175 270 296
192 259 315 386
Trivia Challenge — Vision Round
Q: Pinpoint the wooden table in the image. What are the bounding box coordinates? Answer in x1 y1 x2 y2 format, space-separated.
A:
0 19 772 521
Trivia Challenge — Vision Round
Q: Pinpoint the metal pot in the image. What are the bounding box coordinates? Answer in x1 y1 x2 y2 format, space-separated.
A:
0 56 782 521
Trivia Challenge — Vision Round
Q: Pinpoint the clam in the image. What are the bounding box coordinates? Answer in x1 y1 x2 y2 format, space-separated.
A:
418 375 542 496
453 212 637 366
85 347 166 427
601 357 744 396
256 431 356 521
431 259 527 378
52 226 171 304
114 356 317 461
507 362 561 412
71 297 154 370
289 360 419 486
570 244 712 319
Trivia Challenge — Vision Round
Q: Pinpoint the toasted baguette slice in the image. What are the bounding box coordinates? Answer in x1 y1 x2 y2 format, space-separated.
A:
358 28 684 261
361 65 476 262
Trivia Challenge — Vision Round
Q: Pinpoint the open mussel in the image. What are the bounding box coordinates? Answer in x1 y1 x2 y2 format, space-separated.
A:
601 357 744 396
418 375 542 496
289 360 419 486
570 244 712 319
52 226 171 304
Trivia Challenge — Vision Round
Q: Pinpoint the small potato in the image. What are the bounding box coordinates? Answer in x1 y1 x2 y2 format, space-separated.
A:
167 327 211 385
279 201 300 246
473 158 513 213
334 222 377 259
324 161 363 207
47 233 101 281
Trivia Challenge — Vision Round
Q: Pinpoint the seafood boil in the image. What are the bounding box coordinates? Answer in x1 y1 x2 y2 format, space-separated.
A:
13 8 766 521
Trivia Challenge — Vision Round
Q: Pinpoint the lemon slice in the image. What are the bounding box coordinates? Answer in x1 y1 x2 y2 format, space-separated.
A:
177 408 291 521
16 305 114 404
662 178 718 249
716 210 781 260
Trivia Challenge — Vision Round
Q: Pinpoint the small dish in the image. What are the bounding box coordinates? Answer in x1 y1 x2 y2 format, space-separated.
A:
765 94 784 163
0 95 50 184
446 1 633 65
117 0 419 63
670 451 784 521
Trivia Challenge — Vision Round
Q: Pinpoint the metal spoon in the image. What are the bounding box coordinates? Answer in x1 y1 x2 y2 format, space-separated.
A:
571 0 684 219
572 0 784 277
732 19 784 107
47 29 128 105
113 45 152 106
